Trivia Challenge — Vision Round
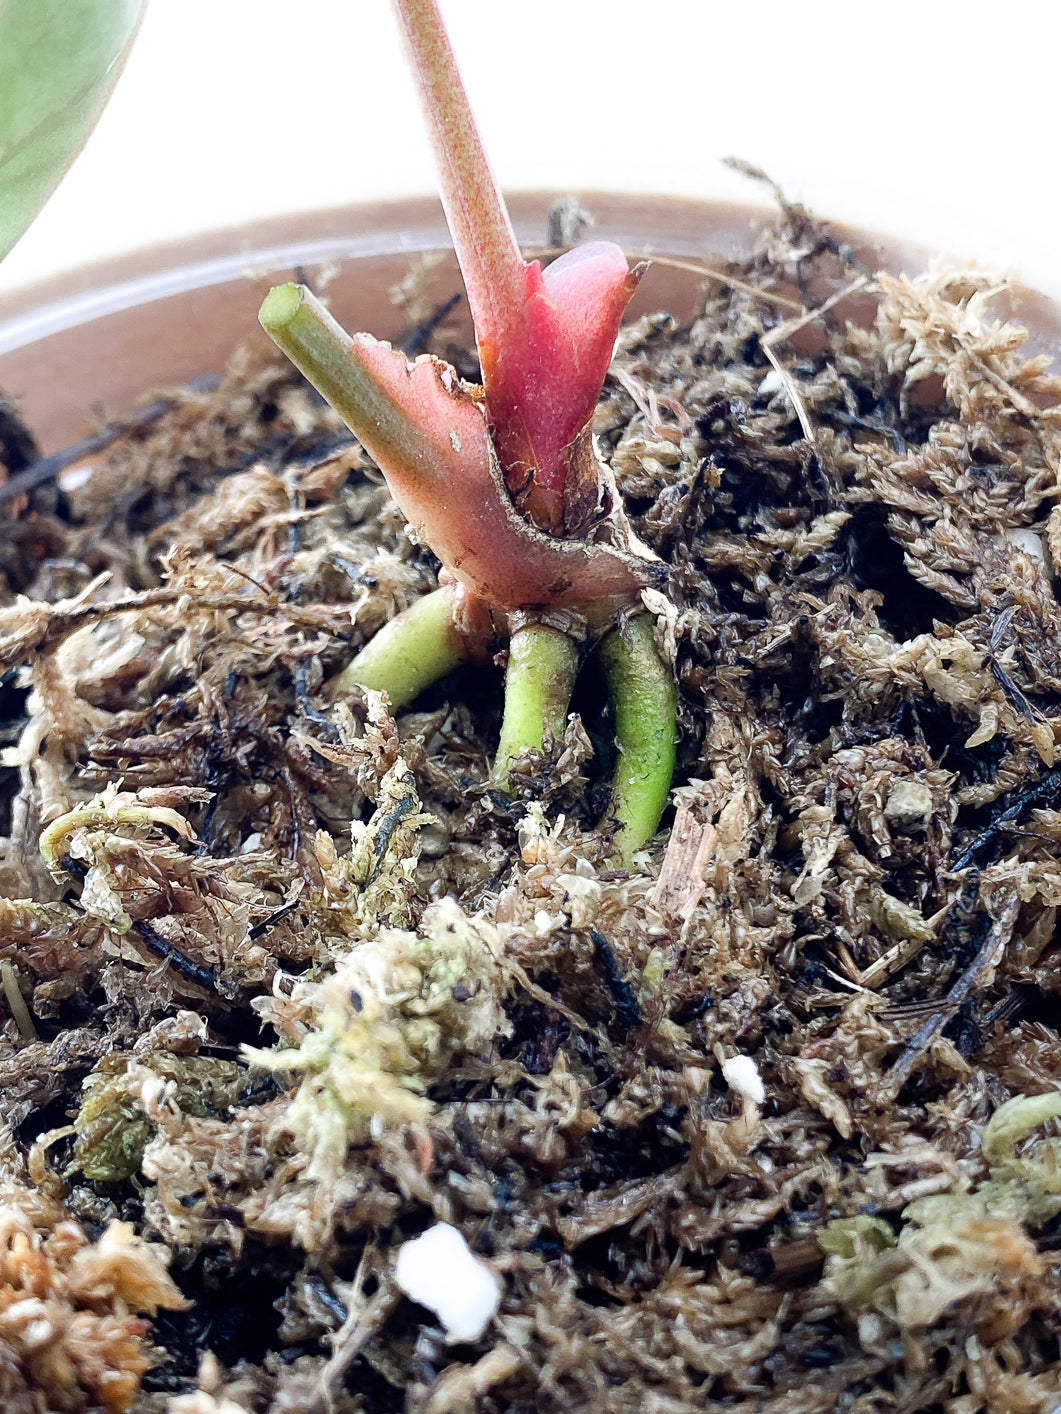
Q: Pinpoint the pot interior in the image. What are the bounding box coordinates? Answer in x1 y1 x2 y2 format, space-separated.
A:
0 193 1059 453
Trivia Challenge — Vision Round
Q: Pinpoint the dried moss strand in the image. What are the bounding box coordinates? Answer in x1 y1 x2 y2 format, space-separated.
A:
494 622 579 784
305 1283 400 1414
0 373 220 508
597 615 676 865
0 962 36 1041
332 586 470 708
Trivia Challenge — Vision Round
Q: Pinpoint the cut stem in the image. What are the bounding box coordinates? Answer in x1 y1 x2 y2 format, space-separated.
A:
597 615 677 865
260 283 443 475
333 586 471 709
495 623 579 785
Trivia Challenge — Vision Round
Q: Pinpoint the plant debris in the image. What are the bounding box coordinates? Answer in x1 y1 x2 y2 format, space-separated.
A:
2 204 1061 1411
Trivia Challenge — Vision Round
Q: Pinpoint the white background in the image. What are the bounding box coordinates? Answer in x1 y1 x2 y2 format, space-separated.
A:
2 0 1060 297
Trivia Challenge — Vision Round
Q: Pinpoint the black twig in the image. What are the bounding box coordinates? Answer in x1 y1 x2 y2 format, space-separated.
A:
951 769 1061 873
0 373 221 507
884 887 1018 1098
295 661 341 742
398 292 461 357
133 920 218 994
591 930 642 1030
367 794 419 882
983 986 1034 1029
58 853 218 993
822 406 906 454
248 897 301 941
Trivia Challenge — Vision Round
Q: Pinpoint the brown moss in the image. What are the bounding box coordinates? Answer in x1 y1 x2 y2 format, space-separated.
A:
2 205 1061 1408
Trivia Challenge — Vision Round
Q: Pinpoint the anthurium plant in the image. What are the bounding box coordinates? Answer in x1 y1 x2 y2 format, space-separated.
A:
259 0 677 863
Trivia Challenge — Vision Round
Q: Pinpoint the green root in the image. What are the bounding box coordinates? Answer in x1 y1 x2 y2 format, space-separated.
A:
494 622 579 786
597 614 677 865
332 586 471 709
334 602 676 861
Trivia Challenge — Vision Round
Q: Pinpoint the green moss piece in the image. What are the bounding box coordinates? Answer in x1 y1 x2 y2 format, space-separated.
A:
70 1092 148 1183
820 1090 1061 1335
246 897 507 1186
976 1090 1061 1227
982 1090 1061 1168
68 1054 249 1183
817 1215 896 1260
821 1190 1041 1329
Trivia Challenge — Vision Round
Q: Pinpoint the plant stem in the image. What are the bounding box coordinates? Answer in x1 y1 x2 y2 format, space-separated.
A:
390 0 526 367
495 623 579 784
597 615 677 865
260 284 440 476
332 586 470 709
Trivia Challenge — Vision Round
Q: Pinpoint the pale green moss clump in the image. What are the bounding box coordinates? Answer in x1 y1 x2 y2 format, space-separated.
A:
68 1053 250 1183
819 1092 1061 1342
978 1089 1061 1223
246 896 508 1187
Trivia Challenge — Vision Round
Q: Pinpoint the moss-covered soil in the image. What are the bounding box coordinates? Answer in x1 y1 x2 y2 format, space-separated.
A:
1 203 1061 1412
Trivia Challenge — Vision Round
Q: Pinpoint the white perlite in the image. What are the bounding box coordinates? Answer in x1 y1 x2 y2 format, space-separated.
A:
393 1222 501 1342
722 1054 765 1104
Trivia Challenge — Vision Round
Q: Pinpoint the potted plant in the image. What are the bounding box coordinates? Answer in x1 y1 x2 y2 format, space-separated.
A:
1 3 1061 1412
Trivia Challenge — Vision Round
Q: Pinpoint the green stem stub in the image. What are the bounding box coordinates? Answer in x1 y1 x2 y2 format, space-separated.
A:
597 614 677 865
495 623 580 786
259 283 419 464
332 586 470 710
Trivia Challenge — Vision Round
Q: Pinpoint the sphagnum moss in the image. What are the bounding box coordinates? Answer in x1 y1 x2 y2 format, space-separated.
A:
2 205 1061 1408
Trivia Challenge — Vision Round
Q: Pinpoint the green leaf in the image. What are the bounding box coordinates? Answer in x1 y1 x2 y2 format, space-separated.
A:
0 0 145 261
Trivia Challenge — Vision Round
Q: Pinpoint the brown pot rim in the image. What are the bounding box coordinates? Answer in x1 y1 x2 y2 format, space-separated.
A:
1 191 1058 454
